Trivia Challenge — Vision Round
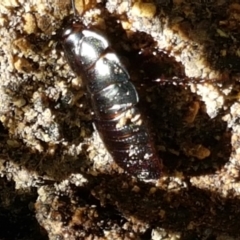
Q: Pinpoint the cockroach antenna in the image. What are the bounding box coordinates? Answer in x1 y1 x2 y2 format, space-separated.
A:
71 0 77 16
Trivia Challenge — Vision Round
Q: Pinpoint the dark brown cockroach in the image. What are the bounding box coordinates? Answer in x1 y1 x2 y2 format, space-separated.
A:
60 0 162 179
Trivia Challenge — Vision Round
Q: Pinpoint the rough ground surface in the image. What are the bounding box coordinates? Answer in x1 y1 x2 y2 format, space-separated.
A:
0 0 240 239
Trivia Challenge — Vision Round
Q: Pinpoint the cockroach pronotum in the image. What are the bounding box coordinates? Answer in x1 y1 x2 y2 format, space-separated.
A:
60 0 162 179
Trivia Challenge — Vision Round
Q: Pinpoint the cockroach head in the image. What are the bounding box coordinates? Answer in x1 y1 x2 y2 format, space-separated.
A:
60 15 85 40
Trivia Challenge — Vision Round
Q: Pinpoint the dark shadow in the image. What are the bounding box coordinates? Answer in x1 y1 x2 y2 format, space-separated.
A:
0 177 48 240
147 84 231 177
126 46 232 177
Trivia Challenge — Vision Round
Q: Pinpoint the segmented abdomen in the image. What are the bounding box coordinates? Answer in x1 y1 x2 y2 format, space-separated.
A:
61 24 162 179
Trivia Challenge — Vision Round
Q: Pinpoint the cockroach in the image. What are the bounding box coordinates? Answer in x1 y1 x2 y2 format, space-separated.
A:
60 0 162 179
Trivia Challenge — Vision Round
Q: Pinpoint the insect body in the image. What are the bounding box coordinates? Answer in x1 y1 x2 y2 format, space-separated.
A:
60 2 162 179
